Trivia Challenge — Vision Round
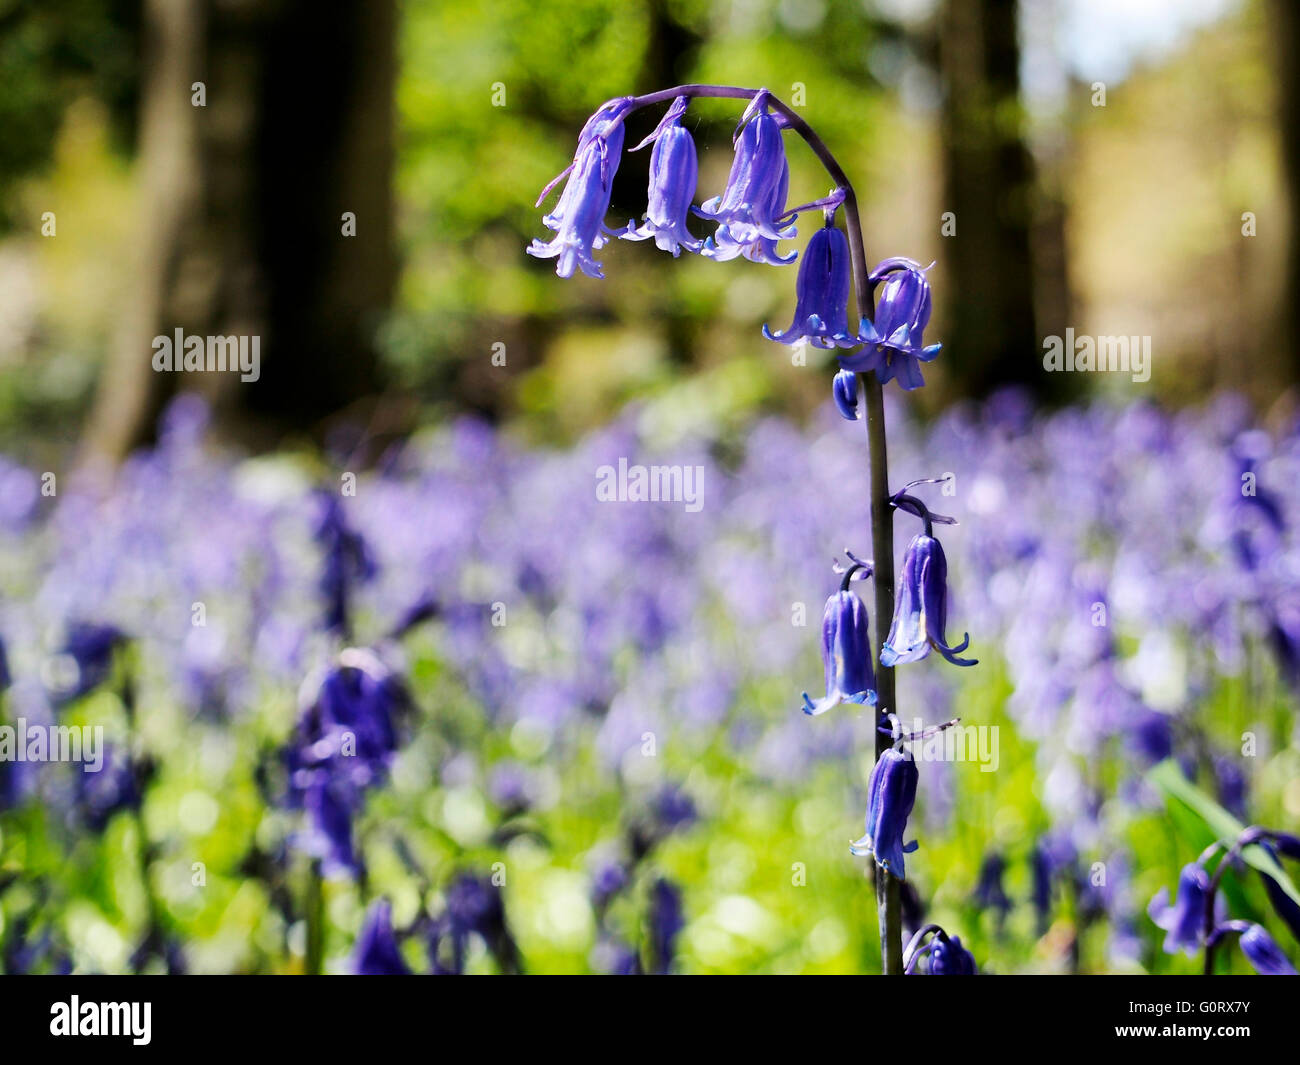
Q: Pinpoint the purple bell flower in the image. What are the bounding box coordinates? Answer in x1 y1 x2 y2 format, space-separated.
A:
832 368 859 420
428 873 520 975
763 221 858 348
528 97 632 279
53 622 127 704
1237 922 1298 975
697 91 797 265
929 934 978 975
287 649 408 878
621 97 702 256
650 784 698 834
300 778 361 878
906 925 980 974
314 491 375 639
879 534 976 668
647 877 684 975
292 648 406 788
1260 859 1300 944
1148 862 1212 956
802 563 877 716
74 744 143 831
591 860 630 912
840 257 942 390
353 899 410 975
1254 831 1300 941
972 853 1012 921
851 747 919 878
595 937 642 975
1266 830 1300 859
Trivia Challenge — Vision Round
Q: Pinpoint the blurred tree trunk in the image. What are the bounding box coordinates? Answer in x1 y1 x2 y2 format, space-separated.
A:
937 0 1065 399
1275 0 1300 386
83 0 396 463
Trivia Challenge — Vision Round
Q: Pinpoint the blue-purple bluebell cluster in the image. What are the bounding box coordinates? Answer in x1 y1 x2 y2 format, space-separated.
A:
1150 828 1300 974
3 387 1300 970
528 90 944 397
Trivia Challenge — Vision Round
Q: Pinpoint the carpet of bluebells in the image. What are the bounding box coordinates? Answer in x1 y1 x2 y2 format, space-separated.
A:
1 389 1298 974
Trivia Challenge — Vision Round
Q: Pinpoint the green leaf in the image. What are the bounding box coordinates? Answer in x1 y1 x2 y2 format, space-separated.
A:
1147 760 1300 908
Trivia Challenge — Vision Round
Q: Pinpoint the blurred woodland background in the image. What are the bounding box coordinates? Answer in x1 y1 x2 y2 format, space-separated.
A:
5 0 1300 978
0 0 1294 459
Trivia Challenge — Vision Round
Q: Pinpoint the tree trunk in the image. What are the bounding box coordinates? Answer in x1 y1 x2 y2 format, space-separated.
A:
1274 0 1300 387
937 0 1062 399
82 0 396 463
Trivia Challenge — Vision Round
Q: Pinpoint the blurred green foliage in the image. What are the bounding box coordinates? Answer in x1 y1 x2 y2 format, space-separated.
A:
0 0 136 231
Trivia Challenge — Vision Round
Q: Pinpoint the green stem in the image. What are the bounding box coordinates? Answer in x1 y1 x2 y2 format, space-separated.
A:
305 859 324 975
864 376 902 974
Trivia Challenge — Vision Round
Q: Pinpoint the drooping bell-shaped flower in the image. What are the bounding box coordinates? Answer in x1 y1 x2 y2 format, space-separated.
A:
1148 862 1212 956
428 872 520 975
51 622 127 704
287 648 409 879
906 925 979 974
802 564 877 716
293 647 406 788
832 368 858 420
353 899 411 975
840 257 942 390
1260 856 1300 944
300 777 361 878
764 220 858 347
697 91 797 265
880 534 977 668
851 747 919 878
1237 922 1298 975
314 490 375 639
74 744 143 831
621 97 702 257
1264 830 1300 859
528 97 632 279
929 934 978 975
972 853 1012 921
647 877 685 975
